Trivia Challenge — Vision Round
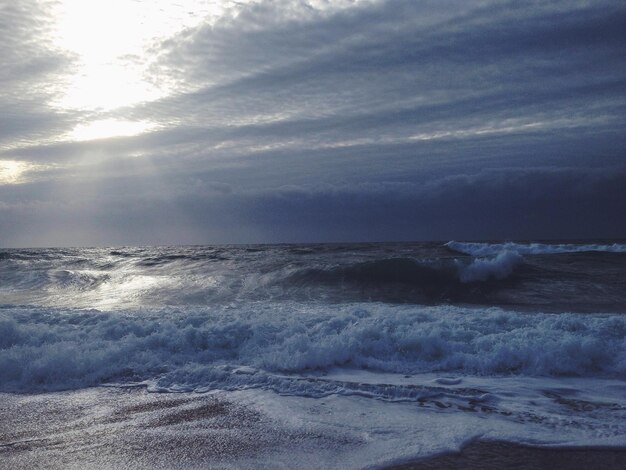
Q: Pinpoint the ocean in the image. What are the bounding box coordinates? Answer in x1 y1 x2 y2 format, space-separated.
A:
1 241 625 468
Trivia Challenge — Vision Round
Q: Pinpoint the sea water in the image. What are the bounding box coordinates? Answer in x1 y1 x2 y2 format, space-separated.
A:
1 241 625 467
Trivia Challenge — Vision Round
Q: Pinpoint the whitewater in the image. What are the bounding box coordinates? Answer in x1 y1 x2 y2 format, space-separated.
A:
1 241 625 468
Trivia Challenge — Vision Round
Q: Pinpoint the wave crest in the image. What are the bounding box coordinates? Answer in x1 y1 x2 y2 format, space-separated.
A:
458 251 523 282
446 241 626 256
285 255 522 302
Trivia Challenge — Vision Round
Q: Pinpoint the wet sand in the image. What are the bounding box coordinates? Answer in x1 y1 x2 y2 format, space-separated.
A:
0 387 321 469
390 440 626 470
2 387 625 469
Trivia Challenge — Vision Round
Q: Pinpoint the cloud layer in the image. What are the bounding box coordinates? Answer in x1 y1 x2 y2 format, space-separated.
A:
0 0 624 246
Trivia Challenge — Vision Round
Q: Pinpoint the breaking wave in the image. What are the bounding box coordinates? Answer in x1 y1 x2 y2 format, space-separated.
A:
2 242 625 311
289 253 523 286
1 250 525 307
1 303 624 393
446 241 626 256
284 253 524 303
457 251 522 282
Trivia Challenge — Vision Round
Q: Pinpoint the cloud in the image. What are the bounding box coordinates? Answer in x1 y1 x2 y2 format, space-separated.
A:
5 0 624 165
0 0 624 245
0 1 79 147
136 0 624 128
1 167 624 247
226 167 626 242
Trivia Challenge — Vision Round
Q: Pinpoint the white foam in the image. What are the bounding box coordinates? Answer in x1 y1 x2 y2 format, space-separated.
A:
2 302 625 464
7 384 624 470
457 250 522 282
265 371 626 460
1 303 624 393
446 241 626 256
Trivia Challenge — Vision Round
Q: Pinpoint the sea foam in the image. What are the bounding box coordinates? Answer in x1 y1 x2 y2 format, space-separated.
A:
456 250 522 282
447 241 626 256
1 303 624 393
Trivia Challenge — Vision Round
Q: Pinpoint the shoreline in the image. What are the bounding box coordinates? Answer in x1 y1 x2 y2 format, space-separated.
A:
2 387 626 469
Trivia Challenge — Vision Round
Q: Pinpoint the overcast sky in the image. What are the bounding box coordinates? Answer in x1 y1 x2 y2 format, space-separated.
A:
0 0 624 247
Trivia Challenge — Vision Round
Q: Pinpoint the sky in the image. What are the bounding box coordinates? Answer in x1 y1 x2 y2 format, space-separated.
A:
0 0 624 247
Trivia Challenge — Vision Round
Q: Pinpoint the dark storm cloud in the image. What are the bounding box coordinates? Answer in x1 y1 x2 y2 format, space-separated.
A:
1 0 625 246
1 166 624 247
234 167 626 241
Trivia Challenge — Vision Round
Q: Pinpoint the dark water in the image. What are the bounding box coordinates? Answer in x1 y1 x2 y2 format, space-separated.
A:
1 240 625 312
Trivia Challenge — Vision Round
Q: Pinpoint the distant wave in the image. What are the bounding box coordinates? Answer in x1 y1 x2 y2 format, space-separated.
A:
2 244 625 311
285 254 523 302
0 253 524 307
457 251 522 282
0 268 110 292
49 270 110 289
288 254 522 285
1 303 624 393
446 241 626 256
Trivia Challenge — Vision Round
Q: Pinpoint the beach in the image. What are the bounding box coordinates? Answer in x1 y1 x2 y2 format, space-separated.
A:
3 387 625 469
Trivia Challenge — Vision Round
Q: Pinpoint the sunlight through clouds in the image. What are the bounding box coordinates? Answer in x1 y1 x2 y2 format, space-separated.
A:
50 0 241 112
69 119 156 141
48 0 377 113
0 160 34 184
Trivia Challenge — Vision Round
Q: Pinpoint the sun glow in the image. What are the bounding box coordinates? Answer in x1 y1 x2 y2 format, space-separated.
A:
0 160 33 185
51 0 239 112
69 119 156 141
43 1 378 143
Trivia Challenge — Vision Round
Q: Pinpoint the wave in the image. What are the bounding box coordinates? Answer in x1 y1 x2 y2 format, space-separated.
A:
290 255 523 285
1 303 624 393
285 254 523 302
0 251 525 307
446 241 626 256
49 270 111 289
457 251 522 282
0 268 111 293
2 243 624 311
